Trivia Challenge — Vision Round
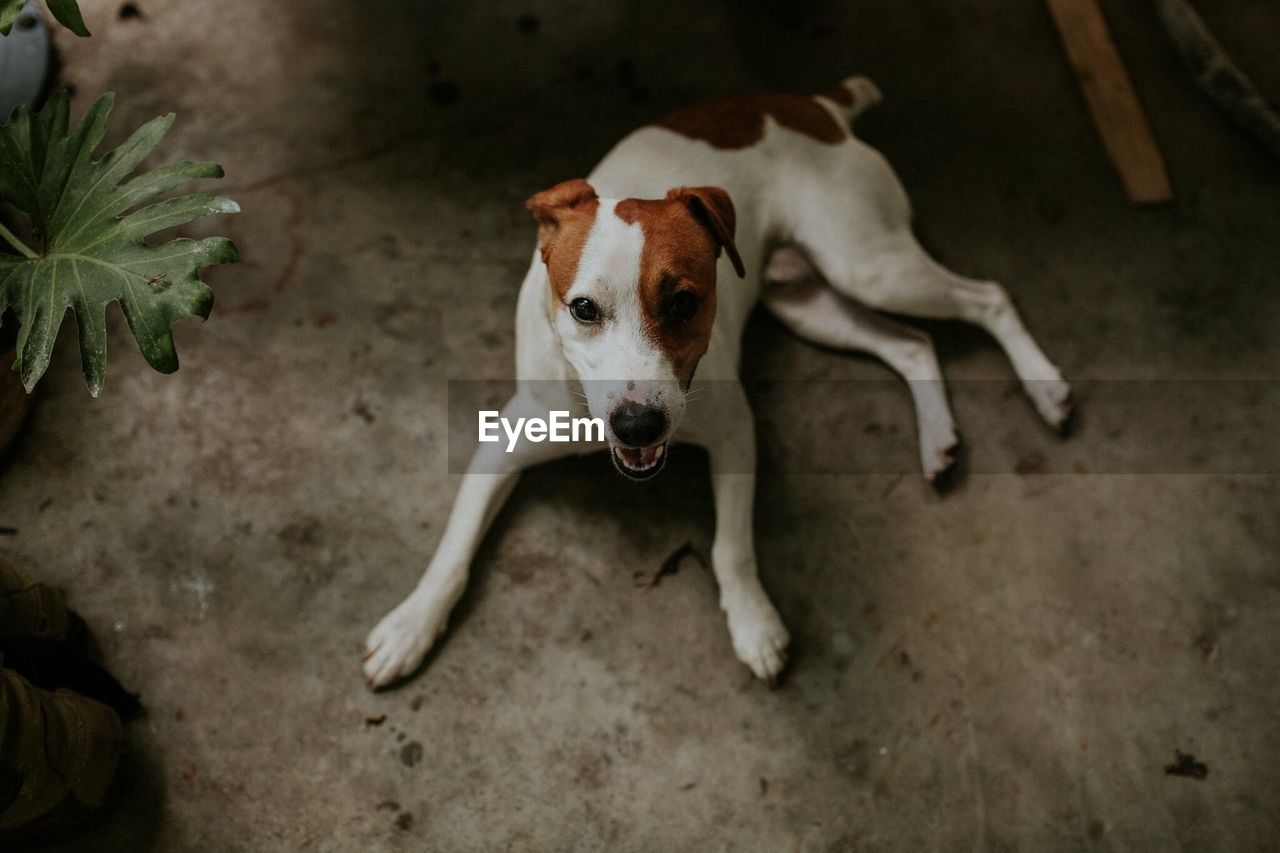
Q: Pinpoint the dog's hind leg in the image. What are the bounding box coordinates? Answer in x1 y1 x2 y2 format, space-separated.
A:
363 387 588 688
762 250 959 481
780 141 1072 430
803 227 1072 430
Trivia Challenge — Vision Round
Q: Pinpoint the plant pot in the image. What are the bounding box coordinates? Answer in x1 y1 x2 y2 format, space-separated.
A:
1 342 30 459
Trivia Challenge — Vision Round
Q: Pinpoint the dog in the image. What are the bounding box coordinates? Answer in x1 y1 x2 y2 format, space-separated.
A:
363 75 1072 687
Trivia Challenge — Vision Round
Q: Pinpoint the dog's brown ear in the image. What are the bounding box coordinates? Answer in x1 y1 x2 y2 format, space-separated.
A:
666 186 745 279
526 179 599 263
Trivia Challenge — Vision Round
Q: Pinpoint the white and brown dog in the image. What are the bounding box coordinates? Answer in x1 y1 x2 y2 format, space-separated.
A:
363 76 1071 687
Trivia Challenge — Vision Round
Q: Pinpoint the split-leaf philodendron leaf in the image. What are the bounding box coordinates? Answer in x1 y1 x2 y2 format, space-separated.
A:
0 0 89 37
0 92 238 395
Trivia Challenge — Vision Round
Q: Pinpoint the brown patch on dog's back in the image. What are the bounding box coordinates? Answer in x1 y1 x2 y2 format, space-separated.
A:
526 178 600 300
652 93 849 149
615 188 742 387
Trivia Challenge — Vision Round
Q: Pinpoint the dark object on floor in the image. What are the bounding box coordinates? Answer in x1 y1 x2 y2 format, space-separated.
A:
635 542 708 589
427 79 460 106
0 639 142 720
1164 750 1209 780
1154 0 1280 160
0 560 135 843
0 559 76 642
0 669 123 842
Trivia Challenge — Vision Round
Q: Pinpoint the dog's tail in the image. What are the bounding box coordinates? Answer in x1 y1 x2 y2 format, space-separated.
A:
820 75 882 124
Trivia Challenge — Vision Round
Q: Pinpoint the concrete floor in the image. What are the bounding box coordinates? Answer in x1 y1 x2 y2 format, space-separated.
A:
1 0 1278 849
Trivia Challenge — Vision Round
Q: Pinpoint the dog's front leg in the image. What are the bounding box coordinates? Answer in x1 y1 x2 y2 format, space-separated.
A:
363 389 582 688
702 383 790 685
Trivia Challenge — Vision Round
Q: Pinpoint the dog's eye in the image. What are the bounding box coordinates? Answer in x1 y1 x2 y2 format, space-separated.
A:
569 297 600 323
666 291 698 324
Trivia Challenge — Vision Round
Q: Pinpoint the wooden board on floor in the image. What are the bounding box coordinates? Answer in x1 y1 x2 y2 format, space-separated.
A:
1047 0 1174 205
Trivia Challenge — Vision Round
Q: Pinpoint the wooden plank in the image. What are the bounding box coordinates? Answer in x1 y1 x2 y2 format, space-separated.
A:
1046 0 1173 205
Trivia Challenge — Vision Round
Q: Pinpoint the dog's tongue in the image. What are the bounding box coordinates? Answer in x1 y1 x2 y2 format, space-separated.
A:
620 445 663 467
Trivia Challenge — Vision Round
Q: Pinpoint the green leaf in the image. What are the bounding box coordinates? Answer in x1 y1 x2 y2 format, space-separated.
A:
44 0 88 37
0 0 23 36
0 91 239 395
0 0 90 37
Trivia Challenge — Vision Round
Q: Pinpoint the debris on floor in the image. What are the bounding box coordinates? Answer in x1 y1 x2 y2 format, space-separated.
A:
634 542 708 589
1164 750 1209 780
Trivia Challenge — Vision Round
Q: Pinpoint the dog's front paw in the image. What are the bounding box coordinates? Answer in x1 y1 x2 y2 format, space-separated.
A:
724 589 790 686
362 593 449 689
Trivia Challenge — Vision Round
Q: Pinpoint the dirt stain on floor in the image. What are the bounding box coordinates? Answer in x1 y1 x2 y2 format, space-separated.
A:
400 741 424 768
1164 750 1209 780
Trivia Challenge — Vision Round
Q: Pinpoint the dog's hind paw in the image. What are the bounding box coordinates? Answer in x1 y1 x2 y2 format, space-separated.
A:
921 427 960 483
362 593 449 689
1029 378 1073 432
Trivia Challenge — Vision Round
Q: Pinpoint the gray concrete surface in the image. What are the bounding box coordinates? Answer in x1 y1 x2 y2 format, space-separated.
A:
1 0 1278 849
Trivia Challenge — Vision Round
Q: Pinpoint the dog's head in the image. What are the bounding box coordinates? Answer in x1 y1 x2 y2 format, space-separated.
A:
527 178 744 480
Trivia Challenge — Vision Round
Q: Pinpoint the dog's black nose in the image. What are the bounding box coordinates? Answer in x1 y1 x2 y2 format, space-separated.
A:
610 401 667 447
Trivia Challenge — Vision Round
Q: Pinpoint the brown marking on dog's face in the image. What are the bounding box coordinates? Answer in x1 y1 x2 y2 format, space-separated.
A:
526 178 600 300
615 187 743 387
651 93 849 150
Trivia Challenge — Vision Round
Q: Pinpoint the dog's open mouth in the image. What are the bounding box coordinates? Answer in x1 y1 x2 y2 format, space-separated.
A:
611 442 667 481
